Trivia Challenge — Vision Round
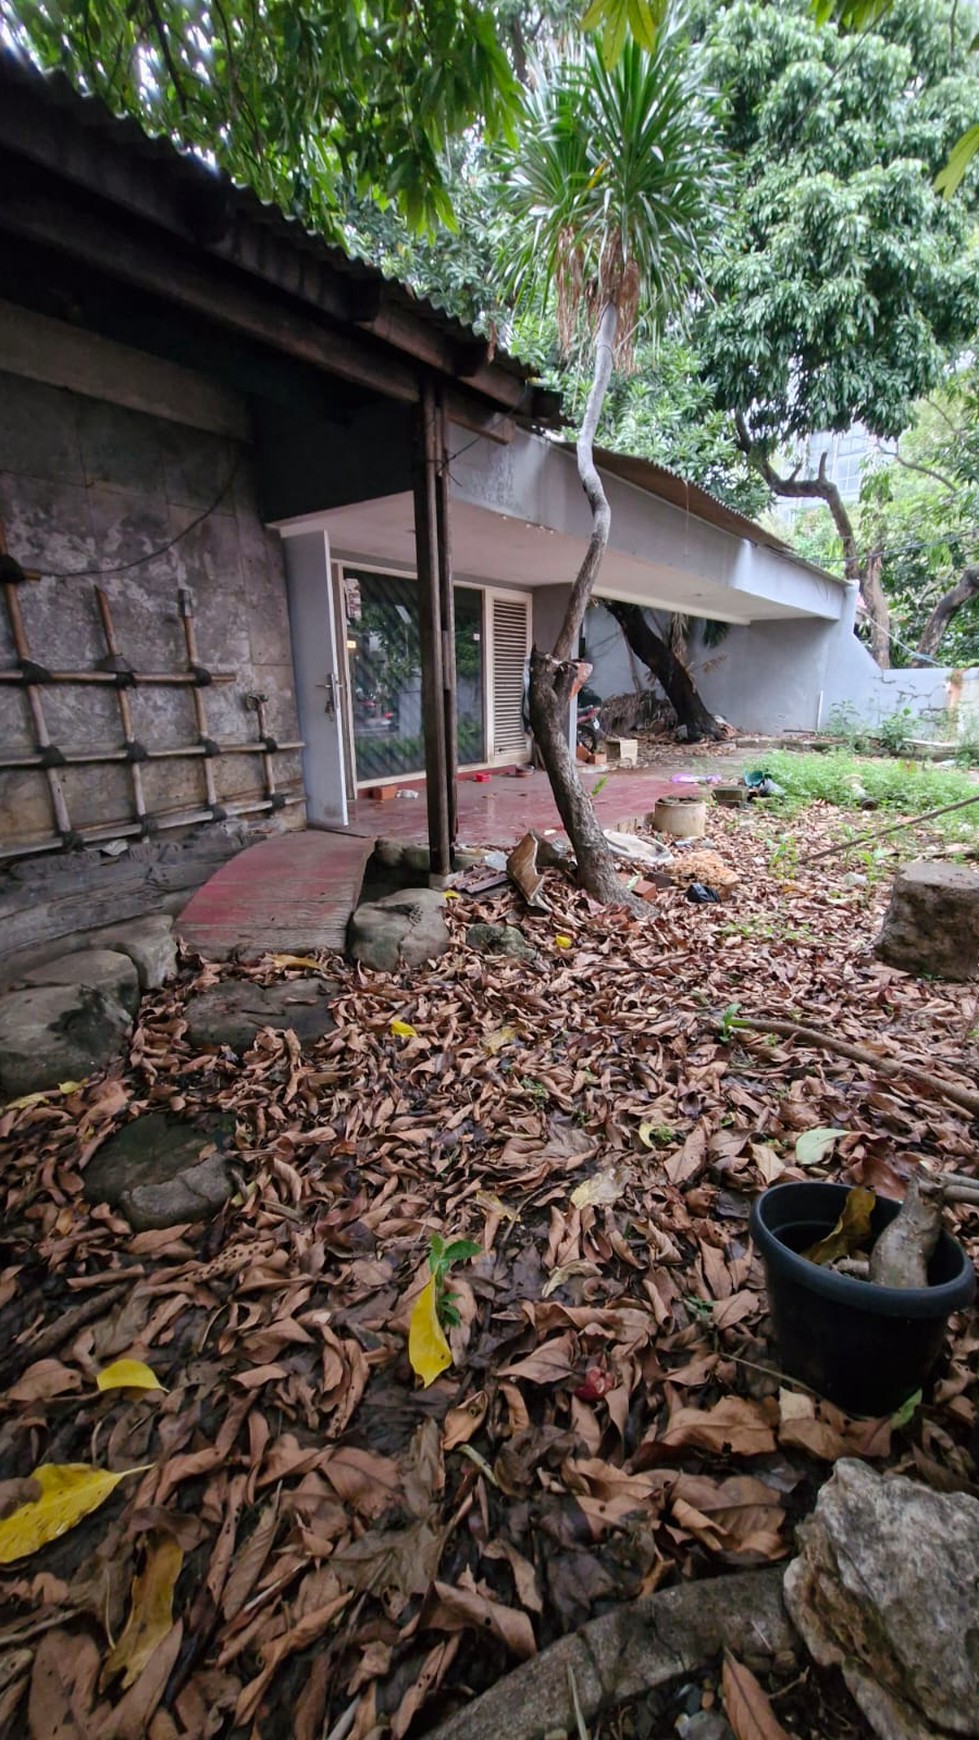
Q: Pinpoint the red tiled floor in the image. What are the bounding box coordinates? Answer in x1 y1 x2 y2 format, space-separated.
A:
343 765 693 847
177 765 704 959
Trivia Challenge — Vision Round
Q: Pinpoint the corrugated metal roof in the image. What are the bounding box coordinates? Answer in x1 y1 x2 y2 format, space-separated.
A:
0 47 537 394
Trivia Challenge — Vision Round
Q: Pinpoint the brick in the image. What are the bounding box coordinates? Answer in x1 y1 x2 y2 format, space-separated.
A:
365 783 399 800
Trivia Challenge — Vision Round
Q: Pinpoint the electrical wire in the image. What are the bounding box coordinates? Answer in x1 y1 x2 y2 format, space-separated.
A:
28 457 241 580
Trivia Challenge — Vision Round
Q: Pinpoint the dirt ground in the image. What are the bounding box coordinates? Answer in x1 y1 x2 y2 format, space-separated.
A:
0 796 976 1739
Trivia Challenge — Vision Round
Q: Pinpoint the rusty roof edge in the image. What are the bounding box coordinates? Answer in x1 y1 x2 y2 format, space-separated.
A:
0 46 547 407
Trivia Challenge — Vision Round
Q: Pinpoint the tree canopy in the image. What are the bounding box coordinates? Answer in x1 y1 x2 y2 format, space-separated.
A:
699 0 979 453
1 0 523 232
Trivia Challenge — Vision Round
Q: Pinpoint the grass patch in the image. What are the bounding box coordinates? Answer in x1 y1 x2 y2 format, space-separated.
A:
760 750 979 838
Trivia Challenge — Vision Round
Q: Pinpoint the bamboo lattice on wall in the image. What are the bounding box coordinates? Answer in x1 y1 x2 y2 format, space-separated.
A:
0 518 305 859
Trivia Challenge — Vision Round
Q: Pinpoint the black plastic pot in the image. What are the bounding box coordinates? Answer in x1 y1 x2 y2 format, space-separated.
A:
749 1181 976 1417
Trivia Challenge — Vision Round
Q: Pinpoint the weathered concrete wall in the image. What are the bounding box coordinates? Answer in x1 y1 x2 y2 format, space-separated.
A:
0 358 304 851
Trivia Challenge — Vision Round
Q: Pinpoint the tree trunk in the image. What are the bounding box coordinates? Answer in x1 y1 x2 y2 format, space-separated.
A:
913 566 979 665
733 413 891 668
530 301 628 905
605 600 725 740
861 548 890 669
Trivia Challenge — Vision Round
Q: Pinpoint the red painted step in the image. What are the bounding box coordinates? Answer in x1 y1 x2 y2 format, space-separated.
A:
178 829 374 960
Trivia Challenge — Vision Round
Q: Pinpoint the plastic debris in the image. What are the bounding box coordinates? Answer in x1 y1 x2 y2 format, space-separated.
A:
686 881 720 904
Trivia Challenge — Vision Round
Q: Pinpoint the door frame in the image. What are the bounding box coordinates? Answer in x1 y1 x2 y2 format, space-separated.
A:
334 563 533 784
484 584 532 764
278 525 349 829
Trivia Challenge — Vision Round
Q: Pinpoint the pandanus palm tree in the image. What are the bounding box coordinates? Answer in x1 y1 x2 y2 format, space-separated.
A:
499 30 727 901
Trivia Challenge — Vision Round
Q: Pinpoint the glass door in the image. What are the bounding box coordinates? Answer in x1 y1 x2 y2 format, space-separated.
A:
344 569 486 782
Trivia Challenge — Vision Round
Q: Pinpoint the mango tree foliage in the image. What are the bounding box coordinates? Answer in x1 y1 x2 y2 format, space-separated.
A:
1 0 522 233
790 367 979 667
812 0 979 194
700 0 979 452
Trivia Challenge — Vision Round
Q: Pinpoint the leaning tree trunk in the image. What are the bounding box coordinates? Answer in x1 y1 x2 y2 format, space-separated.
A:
605 600 725 741
528 302 627 905
913 566 979 665
861 549 891 669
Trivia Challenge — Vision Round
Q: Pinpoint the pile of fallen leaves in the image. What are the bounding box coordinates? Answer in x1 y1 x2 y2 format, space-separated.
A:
0 803 976 1740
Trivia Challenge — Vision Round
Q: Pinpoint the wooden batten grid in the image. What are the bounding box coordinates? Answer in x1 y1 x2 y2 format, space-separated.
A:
0 522 306 858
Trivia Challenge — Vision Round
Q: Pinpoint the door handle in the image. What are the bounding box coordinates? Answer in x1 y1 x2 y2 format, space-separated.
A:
316 673 344 718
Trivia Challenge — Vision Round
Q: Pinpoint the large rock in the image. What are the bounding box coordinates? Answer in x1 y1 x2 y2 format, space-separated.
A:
21 948 140 1016
348 888 449 973
466 923 539 963
184 976 340 1052
784 1458 979 1739
0 984 132 1099
875 860 979 981
84 1111 234 1230
93 915 178 989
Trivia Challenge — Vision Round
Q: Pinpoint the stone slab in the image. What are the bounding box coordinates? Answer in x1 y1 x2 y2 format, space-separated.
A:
21 948 140 1015
0 983 131 1098
84 1110 234 1231
184 976 340 1052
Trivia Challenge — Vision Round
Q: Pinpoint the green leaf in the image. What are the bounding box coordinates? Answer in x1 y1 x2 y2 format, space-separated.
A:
626 0 659 53
934 123 979 200
795 1127 848 1167
891 1388 922 1429
442 1239 481 1265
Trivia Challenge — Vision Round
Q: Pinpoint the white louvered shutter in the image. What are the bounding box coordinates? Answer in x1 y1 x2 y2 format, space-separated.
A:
489 594 531 761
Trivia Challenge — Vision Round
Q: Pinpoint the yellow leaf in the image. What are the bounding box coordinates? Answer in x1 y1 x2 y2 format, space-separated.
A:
390 1020 417 1039
571 1168 626 1209
270 953 321 970
637 1122 657 1149
482 1025 517 1056
6 1080 84 1111
408 1277 452 1388
803 1187 876 1266
474 1189 519 1223
102 1533 183 1689
97 1359 166 1395
443 889 461 901
554 934 573 949
0 1463 149 1565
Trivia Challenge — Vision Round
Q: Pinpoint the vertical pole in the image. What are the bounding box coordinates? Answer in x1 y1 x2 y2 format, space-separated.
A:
95 586 148 831
434 389 458 853
412 378 451 878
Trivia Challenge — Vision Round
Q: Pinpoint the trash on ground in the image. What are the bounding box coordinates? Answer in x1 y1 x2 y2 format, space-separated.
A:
686 881 721 903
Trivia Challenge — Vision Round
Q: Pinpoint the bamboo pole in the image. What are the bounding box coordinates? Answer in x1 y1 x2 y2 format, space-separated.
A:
178 585 220 813
1 562 75 842
803 791 979 863
95 586 148 830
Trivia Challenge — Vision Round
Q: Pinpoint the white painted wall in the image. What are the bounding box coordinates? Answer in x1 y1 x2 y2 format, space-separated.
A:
582 593 968 737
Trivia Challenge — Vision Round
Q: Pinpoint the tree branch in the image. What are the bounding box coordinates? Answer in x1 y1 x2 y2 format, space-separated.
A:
913 565 979 664
878 442 958 496
733 412 891 665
